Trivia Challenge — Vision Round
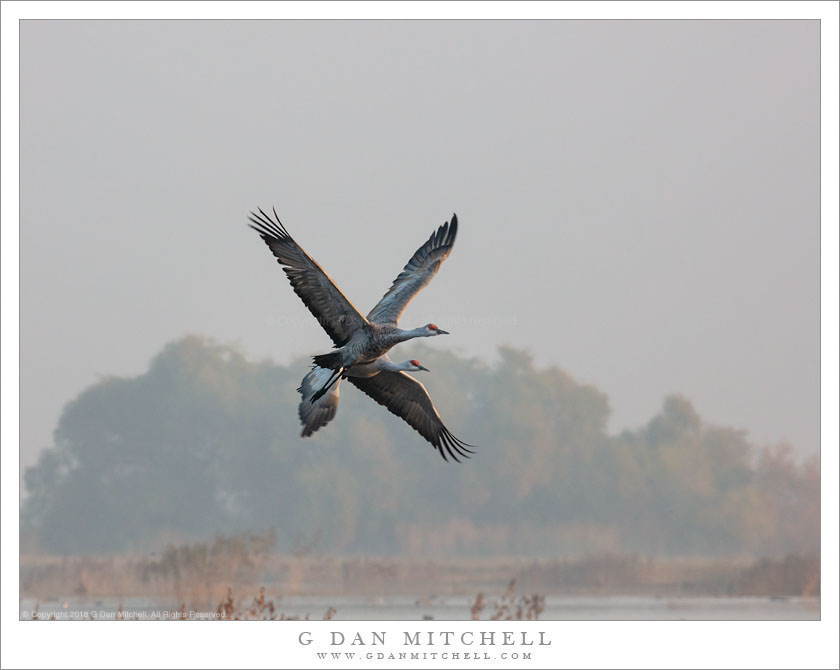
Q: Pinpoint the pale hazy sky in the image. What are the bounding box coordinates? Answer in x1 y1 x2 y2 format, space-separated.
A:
20 19 819 472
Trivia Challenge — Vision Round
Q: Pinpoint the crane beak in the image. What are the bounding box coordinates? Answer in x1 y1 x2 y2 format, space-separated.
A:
418 365 430 372
437 329 449 335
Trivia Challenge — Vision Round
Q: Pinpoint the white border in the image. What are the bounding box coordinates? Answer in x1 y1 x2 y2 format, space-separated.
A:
2 2 837 669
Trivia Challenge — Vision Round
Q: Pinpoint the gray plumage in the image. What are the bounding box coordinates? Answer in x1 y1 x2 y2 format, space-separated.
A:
366 216 458 325
249 208 475 460
348 371 475 462
248 208 366 347
296 356 428 438
297 366 341 437
249 208 455 372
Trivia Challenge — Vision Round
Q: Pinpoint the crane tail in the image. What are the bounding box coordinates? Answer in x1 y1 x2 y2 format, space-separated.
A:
312 351 343 370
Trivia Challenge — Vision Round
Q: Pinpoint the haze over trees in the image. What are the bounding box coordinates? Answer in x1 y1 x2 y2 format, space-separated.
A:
22 337 819 557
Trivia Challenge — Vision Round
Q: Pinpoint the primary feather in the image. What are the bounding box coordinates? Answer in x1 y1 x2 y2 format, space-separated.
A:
248 208 367 347
348 371 475 463
250 210 475 461
367 215 459 325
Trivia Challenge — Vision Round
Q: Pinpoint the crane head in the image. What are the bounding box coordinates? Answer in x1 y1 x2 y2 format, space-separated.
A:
409 359 430 372
425 323 449 336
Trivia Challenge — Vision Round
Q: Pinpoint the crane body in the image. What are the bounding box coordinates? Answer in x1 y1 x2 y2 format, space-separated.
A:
249 208 475 461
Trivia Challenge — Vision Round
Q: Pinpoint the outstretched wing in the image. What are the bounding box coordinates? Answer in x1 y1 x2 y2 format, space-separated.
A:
348 370 475 462
249 208 367 346
297 366 340 437
366 214 459 325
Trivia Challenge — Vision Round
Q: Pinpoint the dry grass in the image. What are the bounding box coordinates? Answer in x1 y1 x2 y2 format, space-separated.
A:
20 537 821 610
730 554 820 597
470 579 545 620
214 586 337 621
20 530 278 607
138 529 277 606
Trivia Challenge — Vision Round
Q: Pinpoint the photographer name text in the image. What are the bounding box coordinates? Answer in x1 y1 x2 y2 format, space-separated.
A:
298 631 552 647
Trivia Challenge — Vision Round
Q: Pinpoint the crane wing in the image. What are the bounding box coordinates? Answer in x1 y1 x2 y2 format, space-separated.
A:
366 214 459 325
297 366 341 437
249 208 367 347
347 370 475 462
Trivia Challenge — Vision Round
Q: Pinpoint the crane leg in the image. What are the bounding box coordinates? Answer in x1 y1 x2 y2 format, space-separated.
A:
311 366 344 403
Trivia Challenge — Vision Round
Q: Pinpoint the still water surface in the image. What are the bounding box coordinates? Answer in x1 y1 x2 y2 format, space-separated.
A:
20 595 819 621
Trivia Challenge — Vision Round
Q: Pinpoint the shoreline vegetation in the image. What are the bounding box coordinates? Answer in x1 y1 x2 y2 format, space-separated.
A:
21 546 820 614
22 338 818 561
20 338 820 621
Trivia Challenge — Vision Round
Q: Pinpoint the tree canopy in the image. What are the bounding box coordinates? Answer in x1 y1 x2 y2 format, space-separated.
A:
22 336 818 557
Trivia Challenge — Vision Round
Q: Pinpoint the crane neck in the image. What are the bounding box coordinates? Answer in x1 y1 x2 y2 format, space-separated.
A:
380 358 407 372
391 326 428 344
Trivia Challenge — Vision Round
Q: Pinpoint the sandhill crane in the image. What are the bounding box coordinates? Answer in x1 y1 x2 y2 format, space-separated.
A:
297 356 474 462
249 208 475 461
249 208 455 397
297 356 428 436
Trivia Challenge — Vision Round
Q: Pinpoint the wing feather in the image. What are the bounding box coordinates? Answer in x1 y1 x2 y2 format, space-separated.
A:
366 214 459 325
348 370 475 462
297 366 340 437
248 208 367 346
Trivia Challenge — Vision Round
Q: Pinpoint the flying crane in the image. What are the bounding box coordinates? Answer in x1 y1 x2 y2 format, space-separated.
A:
249 209 475 461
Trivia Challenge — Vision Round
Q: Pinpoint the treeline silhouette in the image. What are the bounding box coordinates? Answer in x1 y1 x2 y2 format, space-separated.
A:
22 336 818 557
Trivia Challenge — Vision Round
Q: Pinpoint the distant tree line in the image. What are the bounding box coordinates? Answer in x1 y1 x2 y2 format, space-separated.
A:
22 336 819 557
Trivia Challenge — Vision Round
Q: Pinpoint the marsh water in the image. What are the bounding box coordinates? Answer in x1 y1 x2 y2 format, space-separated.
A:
20 595 819 621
